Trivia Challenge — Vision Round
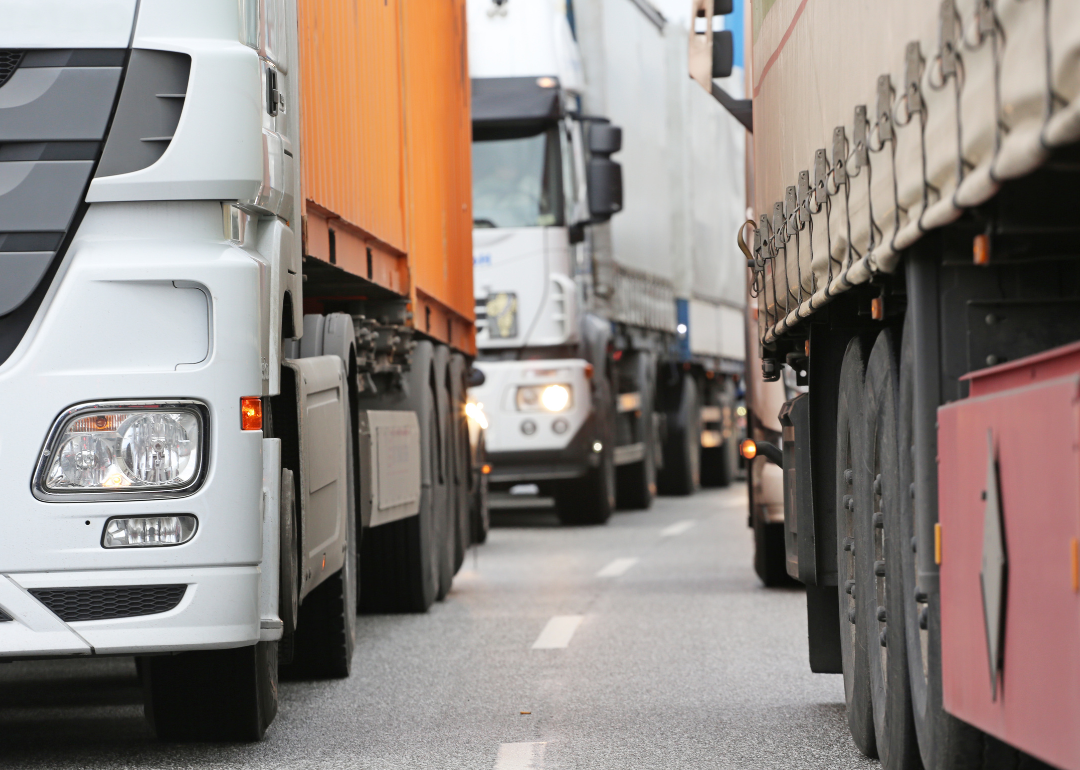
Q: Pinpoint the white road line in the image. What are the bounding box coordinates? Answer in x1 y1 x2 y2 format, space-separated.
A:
596 557 639 578
661 520 696 537
531 615 583 649
494 742 546 770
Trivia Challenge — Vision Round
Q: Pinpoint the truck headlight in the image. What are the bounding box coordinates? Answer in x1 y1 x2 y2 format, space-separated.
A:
33 401 209 501
465 401 489 430
516 384 572 412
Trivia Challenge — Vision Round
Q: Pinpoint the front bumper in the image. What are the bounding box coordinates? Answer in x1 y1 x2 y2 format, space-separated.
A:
470 359 597 485
486 410 600 484
0 566 260 658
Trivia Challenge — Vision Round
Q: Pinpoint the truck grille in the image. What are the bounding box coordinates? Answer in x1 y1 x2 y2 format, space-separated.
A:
29 584 187 623
0 50 23 88
0 47 126 365
0 607 11 622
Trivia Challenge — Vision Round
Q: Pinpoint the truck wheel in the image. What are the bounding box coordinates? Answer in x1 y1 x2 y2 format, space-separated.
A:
284 399 357 679
616 353 656 510
657 375 700 495
701 437 736 488
359 342 440 613
471 432 490 545
860 329 921 769
285 502 356 677
617 423 656 507
555 440 615 525
836 337 877 759
752 506 789 586
433 346 454 601
897 318 984 770
140 640 278 741
449 353 472 570
278 468 299 663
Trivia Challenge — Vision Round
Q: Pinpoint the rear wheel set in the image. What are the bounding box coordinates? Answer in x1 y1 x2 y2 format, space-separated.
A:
843 320 1028 769
835 337 878 759
859 330 920 769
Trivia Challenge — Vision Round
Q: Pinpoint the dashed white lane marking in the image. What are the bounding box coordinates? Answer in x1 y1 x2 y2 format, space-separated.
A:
531 615 583 649
597 557 639 577
661 519 696 537
494 742 547 769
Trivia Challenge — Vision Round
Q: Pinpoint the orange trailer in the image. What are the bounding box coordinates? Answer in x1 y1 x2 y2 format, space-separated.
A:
297 0 475 354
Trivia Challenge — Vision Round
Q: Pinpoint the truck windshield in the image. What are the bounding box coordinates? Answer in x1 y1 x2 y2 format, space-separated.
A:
472 127 563 229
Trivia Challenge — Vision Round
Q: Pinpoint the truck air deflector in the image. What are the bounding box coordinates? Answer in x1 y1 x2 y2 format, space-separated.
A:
471 76 562 125
95 50 191 178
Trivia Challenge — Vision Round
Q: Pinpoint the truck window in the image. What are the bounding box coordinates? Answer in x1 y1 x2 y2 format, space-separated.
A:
472 126 564 229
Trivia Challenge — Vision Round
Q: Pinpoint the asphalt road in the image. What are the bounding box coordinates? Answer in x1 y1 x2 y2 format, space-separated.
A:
0 486 876 769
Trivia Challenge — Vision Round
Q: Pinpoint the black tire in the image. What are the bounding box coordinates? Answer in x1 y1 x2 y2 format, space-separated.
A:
836 336 877 759
556 371 616 525
140 641 278 741
657 374 700 495
279 468 299 637
861 329 921 770
616 353 656 510
359 341 440 613
701 437 736 488
432 346 454 601
898 315 984 770
752 510 790 587
284 504 356 678
555 442 615 525
284 401 357 679
449 353 472 571
615 430 656 510
470 432 490 545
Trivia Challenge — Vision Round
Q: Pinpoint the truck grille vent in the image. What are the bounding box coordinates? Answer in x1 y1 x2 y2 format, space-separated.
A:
0 607 11 622
29 584 187 623
0 50 23 89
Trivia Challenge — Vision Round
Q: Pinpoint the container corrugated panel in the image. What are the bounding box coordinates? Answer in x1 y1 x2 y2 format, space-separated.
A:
299 0 406 253
401 0 475 335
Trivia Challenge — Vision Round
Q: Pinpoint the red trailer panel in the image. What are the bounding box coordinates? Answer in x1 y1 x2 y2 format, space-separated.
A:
938 342 1080 770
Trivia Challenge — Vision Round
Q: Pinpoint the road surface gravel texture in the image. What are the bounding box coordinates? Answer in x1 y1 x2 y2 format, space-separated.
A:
0 487 876 769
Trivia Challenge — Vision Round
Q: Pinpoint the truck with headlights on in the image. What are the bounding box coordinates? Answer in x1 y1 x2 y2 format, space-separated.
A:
0 0 480 741
695 0 1080 767
466 0 746 523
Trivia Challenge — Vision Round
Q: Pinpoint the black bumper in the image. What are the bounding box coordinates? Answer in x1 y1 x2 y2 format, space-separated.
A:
487 413 600 484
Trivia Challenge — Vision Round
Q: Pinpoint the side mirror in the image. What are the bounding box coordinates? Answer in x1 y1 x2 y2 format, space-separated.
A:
712 29 733 79
587 158 623 221
588 123 622 155
467 366 486 387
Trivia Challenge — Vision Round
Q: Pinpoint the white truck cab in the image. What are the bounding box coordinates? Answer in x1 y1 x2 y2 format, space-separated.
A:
0 0 360 741
467 0 626 523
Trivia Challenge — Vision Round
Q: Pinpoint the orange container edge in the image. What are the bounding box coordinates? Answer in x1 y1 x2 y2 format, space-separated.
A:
297 0 475 355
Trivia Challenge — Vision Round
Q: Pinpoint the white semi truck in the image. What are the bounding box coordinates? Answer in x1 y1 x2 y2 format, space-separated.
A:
0 0 479 742
467 0 747 523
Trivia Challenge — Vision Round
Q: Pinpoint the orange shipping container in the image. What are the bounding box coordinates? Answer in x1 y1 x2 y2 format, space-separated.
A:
297 0 475 354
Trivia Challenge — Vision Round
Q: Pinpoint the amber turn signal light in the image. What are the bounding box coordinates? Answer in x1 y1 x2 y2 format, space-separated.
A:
973 233 990 266
740 439 757 460
241 397 263 431
481 463 492 475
